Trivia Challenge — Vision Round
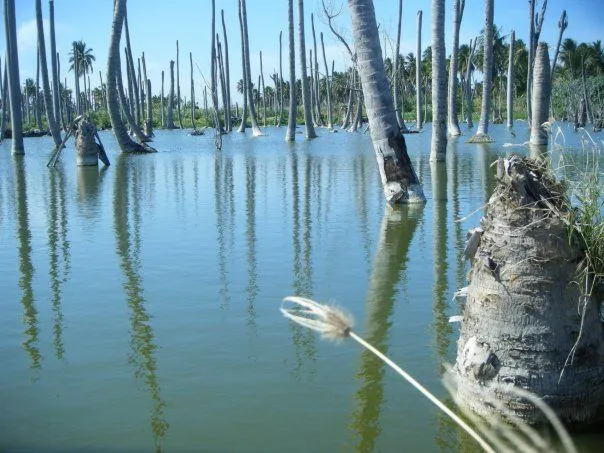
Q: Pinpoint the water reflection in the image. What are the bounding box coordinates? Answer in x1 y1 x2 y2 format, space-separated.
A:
76 166 107 215
14 157 40 369
352 153 373 269
476 143 497 204
447 140 466 287
47 169 71 360
245 153 258 332
214 151 233 308
113 155 169 452
350 203 424 452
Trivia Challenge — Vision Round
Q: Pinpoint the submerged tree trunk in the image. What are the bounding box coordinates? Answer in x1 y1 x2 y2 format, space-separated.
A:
285 0 296 141
416 10 423 130
106 0 152 153
167 60 176 129
320 32 333 130
221 10 232 132
455 155 604 425
430 0 447 161
470 0 494 142
447 0 464 136
35 0 61 148
298 0 317 139
348 0 425 204
124 13 140 126
142 53 153 136
5 0 24 154
507 30 515 128
237 0 248 133
240 0 262 136
393 0 408 132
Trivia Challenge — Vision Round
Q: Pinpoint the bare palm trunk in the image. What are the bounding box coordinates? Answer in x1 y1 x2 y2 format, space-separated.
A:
106 0 151 153
221 10 232 132
73 42 81 115
49 0 60 124
285 0 297 141
116 48 149 142
124 13 140 125
447 0 464 136
430 0 447 161
530 42 551 145
237 1 248 133
176 40 183 128
35 0 61 148
167 60 176 129
35 50 42 129
581 56 594 129
260 51 267 127
320 32 333 130
470 0 494 142
190 52 196 130
161 70 165 127
506 30 515 128
465 38 476 128
393 0 408 132
416 10 423 130
348 0 425 204
240 0 262 135
217 36 228 129
550 10 567 84
298 0 317 138
311 13 322 126
142 53 153 136
278 30 284 126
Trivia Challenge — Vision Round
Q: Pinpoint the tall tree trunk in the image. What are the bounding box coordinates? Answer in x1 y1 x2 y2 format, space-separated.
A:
237 0 248 132
506 30 515 128
278 30 284 126
447 0 464 136
320 32 333 130
416 10 423 130
221 10 232 132
57 53 66 130
342 69 354 129
141 53 153 136
285 0 297 141
124 12 140 125
0 63 7 141
167 60 176 128
106 0 151 153
470 0 494 142
430 0 447 161
35 0 62 148
49 0 60 124
240 0 262 135
465 38 476 128
190 52 196 130
530 42 551 145
176 40 183 128
5 0 24 154
260 51 267 127
210 0 221 133
348 0 425 204
550 10 567 84
161 70 165 127
116 46 149 142
311 13 322 126
73 42 81 116
35 49 42 129
217 36 228 128
298 0 317 138
393 0 408 132
526 0 535 126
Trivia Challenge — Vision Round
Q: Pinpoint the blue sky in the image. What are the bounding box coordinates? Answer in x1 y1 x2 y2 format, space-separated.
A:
2 0 603 105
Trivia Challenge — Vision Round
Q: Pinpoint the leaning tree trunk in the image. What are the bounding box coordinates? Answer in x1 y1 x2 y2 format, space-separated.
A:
320 32 333 130
430 0 447 162
348 0 425 204
298 0 317 139
106 0 152 153
550 10 567 85
530 43 551 145
506 30 515 128
469 0 494 142
35 0 62 148
240 0 263 136
4 0 24 154
393 0 408 132
124 12 140 125
1 63 7 140
416 10 423 131
285 0 297 141
447 0 464 136
455 155 604 425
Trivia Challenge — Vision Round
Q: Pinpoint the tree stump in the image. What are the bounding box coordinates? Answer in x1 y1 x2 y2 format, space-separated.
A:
454 155 604 425
75 117 99 166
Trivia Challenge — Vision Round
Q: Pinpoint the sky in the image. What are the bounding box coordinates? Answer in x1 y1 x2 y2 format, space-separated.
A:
2 0 603 106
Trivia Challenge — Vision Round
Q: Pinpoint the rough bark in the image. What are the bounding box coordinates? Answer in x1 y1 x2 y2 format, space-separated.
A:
527 0 535 127
298 0 317 138
4 0 24 154
75 116 99 166
455 155 604 425
430 0 447 161
447 0 464 136
507 31 515 128
530 43 551 145
416 10 423 130
348 0 425 204
470 0 494 142
320 32 333 130
393 0 408 132
285 0 297 141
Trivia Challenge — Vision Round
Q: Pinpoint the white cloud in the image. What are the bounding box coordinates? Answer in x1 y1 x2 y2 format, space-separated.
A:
16 18 43 54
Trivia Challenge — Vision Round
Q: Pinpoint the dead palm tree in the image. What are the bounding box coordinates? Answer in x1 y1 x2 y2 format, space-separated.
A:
447 0 465 136
285 0 297 141
348 0 425 203
4 0 24 154
298 0 317 138
430 0 447 161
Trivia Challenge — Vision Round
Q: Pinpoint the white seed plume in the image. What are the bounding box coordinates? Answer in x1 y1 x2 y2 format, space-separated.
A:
280 296 353 341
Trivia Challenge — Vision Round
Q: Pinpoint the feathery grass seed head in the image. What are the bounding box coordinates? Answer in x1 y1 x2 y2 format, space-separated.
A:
280 296 353 341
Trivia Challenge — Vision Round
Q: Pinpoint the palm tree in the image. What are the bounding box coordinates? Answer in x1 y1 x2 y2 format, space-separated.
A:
448 0 465 136
35 0 61 147
559 38 579 79
240 0 262 136
106 0 152 153
348 0 425 203
4 0 24 154
285 0 297 141
69 40 95 114
430 0 447 161
298 0 317 138
469 0 495 143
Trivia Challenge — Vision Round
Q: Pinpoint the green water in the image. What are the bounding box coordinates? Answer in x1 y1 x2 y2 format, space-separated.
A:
0 123 602 452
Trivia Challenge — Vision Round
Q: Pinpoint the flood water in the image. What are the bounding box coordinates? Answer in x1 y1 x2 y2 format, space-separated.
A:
1 122 602 452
